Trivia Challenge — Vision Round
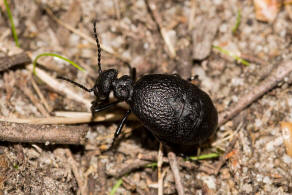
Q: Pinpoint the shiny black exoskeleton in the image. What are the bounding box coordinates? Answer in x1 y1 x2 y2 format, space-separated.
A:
58 22 218 151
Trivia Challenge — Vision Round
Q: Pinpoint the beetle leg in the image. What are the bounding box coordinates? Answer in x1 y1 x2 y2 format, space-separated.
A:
131 67 136 81
111 109 131 147
91 100 120 114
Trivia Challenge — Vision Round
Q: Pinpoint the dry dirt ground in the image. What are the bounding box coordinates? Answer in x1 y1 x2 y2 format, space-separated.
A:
0 0 292 194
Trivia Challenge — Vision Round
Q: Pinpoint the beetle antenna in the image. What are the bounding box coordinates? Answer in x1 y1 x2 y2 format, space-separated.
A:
93 20 102 74
57 76 93 92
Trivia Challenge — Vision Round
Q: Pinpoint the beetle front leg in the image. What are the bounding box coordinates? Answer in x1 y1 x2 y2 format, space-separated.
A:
114 109 131 138
91 99 120 114
107 109 131 150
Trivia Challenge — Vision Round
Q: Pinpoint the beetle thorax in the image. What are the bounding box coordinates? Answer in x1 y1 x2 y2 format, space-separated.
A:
112 75 134 102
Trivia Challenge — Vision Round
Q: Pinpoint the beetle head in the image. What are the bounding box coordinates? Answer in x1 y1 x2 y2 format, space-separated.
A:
91 69 118 101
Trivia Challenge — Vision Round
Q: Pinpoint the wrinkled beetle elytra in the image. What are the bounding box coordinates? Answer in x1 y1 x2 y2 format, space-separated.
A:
58 22 218 153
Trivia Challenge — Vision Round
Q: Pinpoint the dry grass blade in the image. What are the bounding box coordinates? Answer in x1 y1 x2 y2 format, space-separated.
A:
16 75 49 117
31 78 52 113
27 65 92 109
0 111 137 125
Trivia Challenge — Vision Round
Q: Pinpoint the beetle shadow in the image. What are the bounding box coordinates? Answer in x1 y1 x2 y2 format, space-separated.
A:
125 124 212 157
126 124 160 151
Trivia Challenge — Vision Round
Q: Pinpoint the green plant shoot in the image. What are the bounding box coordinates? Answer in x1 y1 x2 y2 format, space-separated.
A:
4 0 20 47
33 53 85 75
110 178 123 195
213 45 250 66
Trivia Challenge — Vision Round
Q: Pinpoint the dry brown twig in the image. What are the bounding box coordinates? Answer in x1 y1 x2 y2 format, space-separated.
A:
214 134 239 175
16 74 50 117
218 60 292 126
64 149 88 195
167 151 184 195
157 143 164 195
106 159 150 178
0 121 88 144
0 52 31 72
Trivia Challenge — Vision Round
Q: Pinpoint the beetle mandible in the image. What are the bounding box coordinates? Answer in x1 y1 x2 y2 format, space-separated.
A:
58 22 218 152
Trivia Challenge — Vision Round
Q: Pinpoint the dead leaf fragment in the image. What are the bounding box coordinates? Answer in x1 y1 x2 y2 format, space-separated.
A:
280 122 292 157
253 0 282 22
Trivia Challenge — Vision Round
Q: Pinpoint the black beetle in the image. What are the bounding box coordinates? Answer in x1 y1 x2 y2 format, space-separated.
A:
58 22 218 152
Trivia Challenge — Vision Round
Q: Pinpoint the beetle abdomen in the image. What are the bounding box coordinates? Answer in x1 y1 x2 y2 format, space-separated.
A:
129 74 218 146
